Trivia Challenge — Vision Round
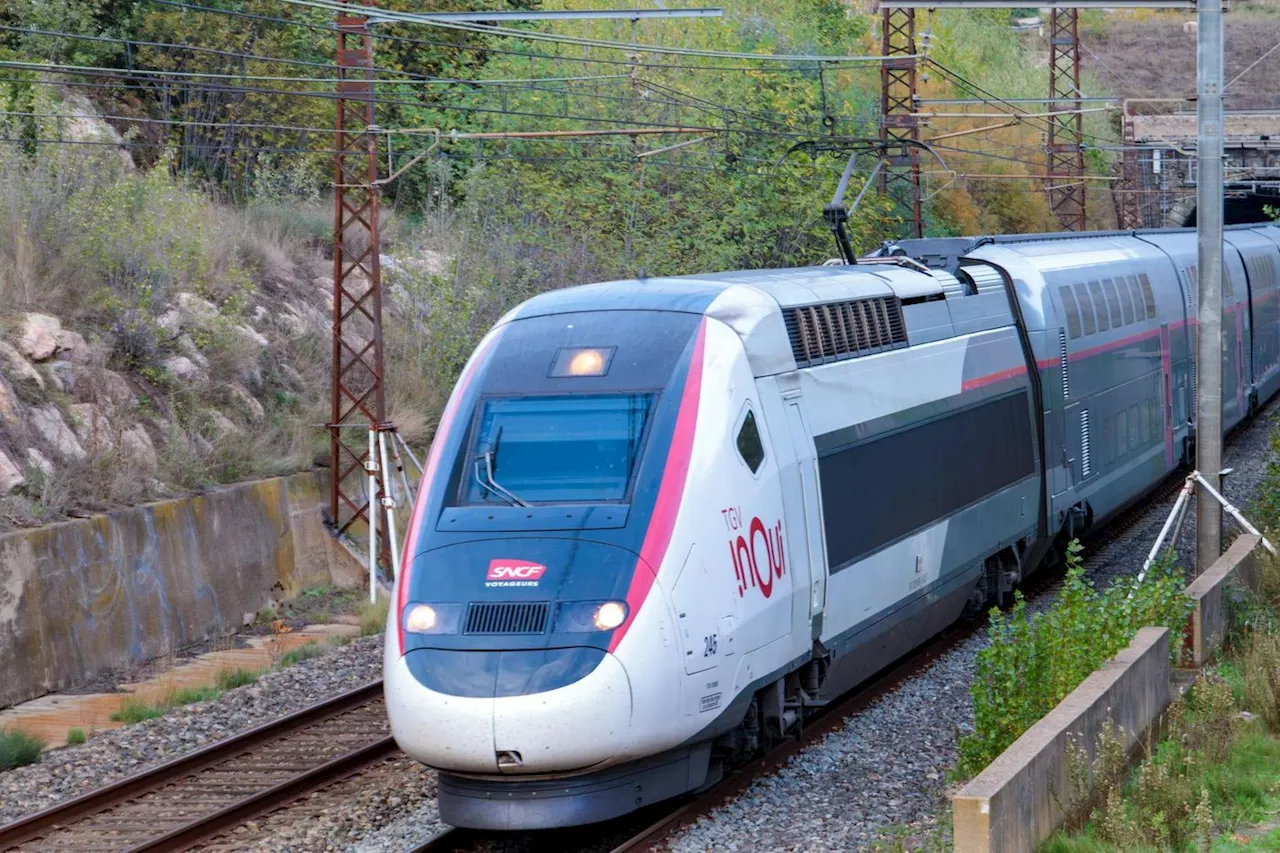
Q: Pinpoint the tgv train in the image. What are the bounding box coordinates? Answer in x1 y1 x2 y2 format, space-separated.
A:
385 223 1280 830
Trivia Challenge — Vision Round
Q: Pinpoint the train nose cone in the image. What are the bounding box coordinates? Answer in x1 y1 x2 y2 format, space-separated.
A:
492 650 631 773
386 646 633 774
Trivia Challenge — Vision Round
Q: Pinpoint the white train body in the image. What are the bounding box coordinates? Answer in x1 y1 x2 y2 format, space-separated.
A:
384 225 1280 829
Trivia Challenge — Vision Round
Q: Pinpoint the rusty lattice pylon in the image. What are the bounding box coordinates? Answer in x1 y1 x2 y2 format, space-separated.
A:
879 5 924 239
329 12 390 565
1115 108 1145 230
1047 8 1086 231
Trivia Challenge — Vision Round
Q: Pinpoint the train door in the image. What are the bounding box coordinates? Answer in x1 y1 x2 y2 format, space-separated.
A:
781 393 827 639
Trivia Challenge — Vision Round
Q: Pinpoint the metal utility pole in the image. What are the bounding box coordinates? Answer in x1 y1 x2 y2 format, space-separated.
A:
879 6 924 238
326 6 726 583
330 11 390 566
1047 8 1086 231
1196 0 1225 574
1115 108 1144 229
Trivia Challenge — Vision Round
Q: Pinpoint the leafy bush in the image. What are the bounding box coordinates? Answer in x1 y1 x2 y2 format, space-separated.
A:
65 727 86 746
958 540 1192 776
0 728 44 769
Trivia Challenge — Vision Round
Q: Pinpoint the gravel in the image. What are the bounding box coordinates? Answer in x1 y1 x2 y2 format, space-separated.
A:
659 406 1280 853
196 757 442 853
0 635 384 826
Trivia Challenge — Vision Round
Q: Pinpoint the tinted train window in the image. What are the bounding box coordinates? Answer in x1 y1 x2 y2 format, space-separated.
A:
1115 278 1134 325
1102 279 1125 327
1087 281 1110 331
1124 275 1143 321
461 394 654 505
1224 268 1235 299
736 410 765 473
1139 274 1157 318
1059 286 1082 339
817 392 1036 570
1072 283 1097 335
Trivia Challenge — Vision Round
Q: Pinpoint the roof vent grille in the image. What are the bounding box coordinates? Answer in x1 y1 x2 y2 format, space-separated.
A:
783 297 908 367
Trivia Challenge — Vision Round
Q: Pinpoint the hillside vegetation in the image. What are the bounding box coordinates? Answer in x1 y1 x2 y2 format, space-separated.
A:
0 1 1142 523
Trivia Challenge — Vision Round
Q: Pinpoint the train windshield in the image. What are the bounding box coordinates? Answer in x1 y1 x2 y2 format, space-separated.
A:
462 394 655 505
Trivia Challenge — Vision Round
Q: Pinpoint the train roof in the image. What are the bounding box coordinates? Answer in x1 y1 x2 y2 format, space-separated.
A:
507 263 944 322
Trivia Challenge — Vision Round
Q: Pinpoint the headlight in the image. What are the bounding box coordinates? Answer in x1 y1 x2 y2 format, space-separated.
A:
405 604 437 633
402 602 463 635
554 600 629 633
593 601 627 631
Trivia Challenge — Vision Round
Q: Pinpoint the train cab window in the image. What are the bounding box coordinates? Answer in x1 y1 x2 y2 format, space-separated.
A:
736 409 765 474
1072 283 1097 335
461 393 654 505
1087 281 1110 331
1058 285 1082 339
1139 273 1157 319
1102 278 1125 327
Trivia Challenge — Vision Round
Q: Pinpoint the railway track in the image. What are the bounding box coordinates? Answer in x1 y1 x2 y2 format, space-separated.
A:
0 681 392 852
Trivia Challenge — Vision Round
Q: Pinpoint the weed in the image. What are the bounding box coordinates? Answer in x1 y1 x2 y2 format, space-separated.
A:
311 610 333 624
328 633 354 648
170 685 220 705
0 729 44 769
300 586 331 599
254 607 277 626
215 668 260 691
277 641 324 669
65 727 86 746
359 600 389 637
109 696 166 724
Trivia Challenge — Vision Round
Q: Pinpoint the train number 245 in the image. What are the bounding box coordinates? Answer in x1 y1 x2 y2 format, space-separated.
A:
703 634 718 657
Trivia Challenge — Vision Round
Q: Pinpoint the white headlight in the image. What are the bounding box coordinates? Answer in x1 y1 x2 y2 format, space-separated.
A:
593 601 627 631
405 604 438 633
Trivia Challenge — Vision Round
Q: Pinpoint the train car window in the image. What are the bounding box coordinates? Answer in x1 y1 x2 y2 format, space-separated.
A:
1058 285 1082 339
1121 275 1141 323
1116 408 1128 457
1224 267 1235 300
1072 283 1097 335
1139 273 1157 319
1115 278 1134 325
460 393 654 505
1087 281 1110 331
736 409 765 474
1129 404 1142 451
1102 278 1125 327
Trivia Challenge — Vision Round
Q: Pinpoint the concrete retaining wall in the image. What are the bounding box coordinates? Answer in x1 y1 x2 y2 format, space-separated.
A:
1185 534 1261 666
0 472 363 708
952 627 1171 853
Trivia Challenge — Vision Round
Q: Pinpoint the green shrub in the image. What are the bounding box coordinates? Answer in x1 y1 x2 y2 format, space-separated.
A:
0 728 44 769
65 727 86 746
958 540 1192 776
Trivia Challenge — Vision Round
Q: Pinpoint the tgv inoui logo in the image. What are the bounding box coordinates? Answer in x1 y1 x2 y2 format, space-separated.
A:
486 559 547 586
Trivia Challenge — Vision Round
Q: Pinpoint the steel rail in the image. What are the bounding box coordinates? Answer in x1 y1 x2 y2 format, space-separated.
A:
0 680 386 852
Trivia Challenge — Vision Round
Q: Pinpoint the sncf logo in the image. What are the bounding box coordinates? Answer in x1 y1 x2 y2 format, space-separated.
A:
485 559 546 587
